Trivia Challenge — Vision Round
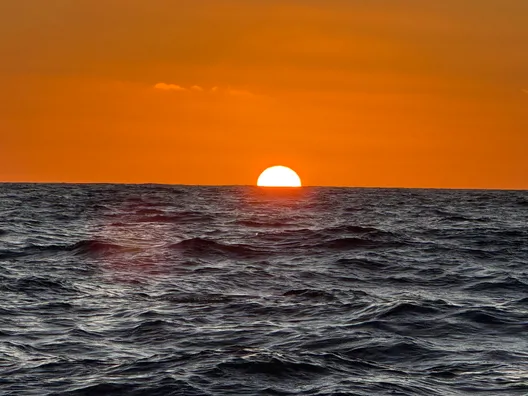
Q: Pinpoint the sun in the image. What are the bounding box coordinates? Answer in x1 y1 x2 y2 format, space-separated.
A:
257 165 302 187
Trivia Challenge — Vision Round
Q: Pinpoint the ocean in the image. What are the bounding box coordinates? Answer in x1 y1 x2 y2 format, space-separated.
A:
1 184 527 395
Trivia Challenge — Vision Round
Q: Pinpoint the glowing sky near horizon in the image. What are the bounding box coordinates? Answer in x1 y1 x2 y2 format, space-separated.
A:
1 0 527 188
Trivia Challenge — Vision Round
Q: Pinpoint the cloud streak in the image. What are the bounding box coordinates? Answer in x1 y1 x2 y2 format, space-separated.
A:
154 83 187 91
154 83 256 97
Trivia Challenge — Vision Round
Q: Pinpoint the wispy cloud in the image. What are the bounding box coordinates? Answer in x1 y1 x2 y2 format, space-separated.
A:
153 83 257 97
154 83 186 91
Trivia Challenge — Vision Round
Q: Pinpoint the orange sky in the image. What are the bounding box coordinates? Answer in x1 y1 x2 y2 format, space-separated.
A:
1 0 527 188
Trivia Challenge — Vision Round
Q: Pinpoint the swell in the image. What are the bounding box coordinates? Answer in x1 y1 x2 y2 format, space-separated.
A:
257 225 402 250
376 301 448 318
1 275 77 294
283 288 337 301
263 224 392 239
168 238 263 258
135 210 215 223
464 277 528 293
314 237 404 250
235 219 296 228
335 257 390 270
215 356 328 378
69 240 131 255
343 340 448 363
0 240 131 259
452 307 528 328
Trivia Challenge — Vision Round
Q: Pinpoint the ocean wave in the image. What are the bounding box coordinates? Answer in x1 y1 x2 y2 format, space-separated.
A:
464 277 528 292
343 340 447 363
169 238 262 258
235 219 295 228
314 237 403 250
69 240 129 256
215 355 328 378
0 250 26 260
261 225 391 241
59 379 204 396
2 276 77 294
133 208 166 216
0 240 130 259
283 288 337 300
377 301 444 318
157 292 236 304
454 308 528 328
335 257 389 270
135 211 215 223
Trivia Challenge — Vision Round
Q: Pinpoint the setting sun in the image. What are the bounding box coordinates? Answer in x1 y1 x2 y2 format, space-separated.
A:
257 166 302 187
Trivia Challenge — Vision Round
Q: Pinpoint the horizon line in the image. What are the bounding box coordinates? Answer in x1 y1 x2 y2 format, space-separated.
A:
0 181 526 192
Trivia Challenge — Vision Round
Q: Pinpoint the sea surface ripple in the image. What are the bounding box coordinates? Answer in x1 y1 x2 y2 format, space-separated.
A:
0 184 527 395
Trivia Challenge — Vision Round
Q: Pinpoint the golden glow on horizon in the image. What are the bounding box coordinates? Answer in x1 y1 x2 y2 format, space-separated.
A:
257 166 302 187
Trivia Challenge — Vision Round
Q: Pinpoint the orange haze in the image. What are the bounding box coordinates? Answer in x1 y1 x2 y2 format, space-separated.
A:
1 0 527 188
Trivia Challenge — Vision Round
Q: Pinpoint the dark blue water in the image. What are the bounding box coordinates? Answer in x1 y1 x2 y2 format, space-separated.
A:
1 184 527 395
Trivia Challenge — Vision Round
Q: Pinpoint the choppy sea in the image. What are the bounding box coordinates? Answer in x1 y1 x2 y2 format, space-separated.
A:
1 184 527 395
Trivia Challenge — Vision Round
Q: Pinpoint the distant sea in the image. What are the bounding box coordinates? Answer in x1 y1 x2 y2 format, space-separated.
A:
1 184 527 395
